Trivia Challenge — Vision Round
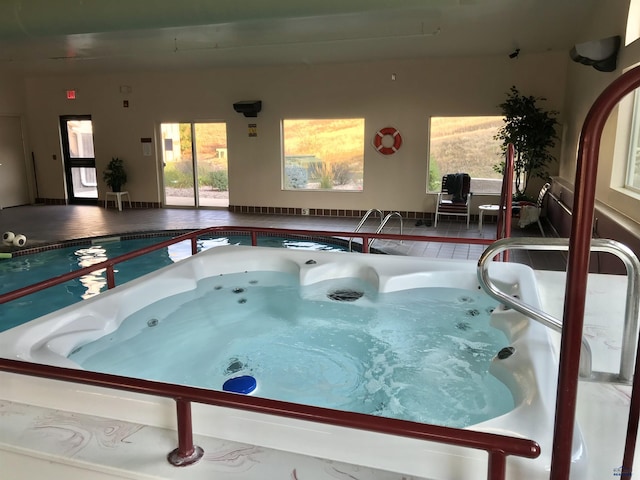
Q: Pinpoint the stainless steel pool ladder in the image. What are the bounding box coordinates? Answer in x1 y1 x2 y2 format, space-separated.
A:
478 237 640 384
348 209 403 252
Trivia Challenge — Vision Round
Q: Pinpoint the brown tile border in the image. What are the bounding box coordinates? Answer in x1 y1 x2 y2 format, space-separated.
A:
4 230 211 257
34 198 162 209
3 229 379 258
35 198 66 205
105 200 161 209
228 205 432 220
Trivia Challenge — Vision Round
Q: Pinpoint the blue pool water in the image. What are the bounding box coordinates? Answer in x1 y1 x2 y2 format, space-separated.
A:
0 235 347 332
68 271 512 427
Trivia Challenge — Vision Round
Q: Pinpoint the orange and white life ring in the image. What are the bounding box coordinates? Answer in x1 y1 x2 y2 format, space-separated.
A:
373 127 402 155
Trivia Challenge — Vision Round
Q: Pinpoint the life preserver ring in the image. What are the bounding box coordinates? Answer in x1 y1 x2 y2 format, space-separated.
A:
373 127 402 155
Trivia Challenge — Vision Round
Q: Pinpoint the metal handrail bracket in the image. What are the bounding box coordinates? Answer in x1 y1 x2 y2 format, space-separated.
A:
478 237 640 383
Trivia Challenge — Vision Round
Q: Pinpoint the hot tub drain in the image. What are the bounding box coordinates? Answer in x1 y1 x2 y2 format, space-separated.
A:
497 346 515 359
327 289 364 302
225 358 245 374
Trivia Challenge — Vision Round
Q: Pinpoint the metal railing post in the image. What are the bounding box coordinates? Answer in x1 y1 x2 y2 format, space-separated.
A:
167 398 203 466
106 264 116 289
361 234 370 253
487 451 507 480
496 143 514 261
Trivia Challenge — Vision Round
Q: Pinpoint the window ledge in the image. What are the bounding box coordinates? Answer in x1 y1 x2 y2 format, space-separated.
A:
611 186 640 201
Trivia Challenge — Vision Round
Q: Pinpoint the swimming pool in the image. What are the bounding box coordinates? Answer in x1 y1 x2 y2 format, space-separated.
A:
0 233 350 332
0 246 587 478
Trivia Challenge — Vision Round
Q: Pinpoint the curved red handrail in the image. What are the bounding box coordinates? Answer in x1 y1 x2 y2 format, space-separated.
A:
551 64 640 479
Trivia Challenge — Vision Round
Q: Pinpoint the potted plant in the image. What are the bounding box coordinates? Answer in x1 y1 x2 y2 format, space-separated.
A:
103 157 127 192
494 86 559 199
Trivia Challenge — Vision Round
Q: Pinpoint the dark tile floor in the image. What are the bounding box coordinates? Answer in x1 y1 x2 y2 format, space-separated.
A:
0 204 566 270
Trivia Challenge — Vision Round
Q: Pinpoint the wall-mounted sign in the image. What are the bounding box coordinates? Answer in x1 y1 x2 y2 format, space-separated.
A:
248 123 257 137
141 137 153 156
66 90 76 100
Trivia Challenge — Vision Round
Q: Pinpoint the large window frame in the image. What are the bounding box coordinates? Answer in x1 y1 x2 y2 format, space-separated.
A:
282 118 365 192
428 116 504 194
625 91 640 193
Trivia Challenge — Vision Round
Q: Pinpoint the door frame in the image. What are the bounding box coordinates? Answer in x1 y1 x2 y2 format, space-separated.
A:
160 121 229 208
60 114 98 205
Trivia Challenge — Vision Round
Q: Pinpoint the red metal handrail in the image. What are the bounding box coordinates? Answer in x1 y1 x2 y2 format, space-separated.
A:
0 226 538 479
550 64 640 479
496 143 515 261
497 144 515 242
0 357 540 477
0 227 495 305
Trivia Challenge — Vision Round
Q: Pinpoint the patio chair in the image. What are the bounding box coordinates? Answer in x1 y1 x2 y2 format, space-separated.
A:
516 182 551 236
434 173 472 228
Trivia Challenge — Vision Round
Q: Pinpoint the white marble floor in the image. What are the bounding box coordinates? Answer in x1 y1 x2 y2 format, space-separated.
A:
1 399 425 480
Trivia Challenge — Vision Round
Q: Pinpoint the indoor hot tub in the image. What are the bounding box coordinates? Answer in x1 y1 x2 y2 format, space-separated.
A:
0 245 586 479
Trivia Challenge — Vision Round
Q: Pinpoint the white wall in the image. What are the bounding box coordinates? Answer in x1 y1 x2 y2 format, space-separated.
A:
0 74 25 113
559 0 640 223
0 74 33 204
21 52 568 212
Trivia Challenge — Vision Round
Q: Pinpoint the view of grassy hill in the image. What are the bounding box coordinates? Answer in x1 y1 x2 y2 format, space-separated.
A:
284 119 365 164
430 116 503 179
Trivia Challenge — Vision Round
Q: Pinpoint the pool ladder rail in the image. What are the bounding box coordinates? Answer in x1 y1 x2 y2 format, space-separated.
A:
348 209 403 252
478 236 640 384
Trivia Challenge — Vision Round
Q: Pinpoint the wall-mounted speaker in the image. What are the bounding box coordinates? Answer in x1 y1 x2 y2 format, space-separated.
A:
233 100 262 117
569 35 621 72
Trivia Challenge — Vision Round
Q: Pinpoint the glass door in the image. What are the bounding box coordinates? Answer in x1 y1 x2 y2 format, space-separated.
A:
161 122 228 208
60 115 98 204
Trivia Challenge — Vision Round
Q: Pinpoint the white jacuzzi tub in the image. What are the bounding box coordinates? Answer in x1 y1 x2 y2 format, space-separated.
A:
0 245 586 478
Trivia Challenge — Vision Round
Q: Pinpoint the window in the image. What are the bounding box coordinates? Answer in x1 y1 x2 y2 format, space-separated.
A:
282 118 364 191
626 91 640 192
626 0 640 45
428 116 504 194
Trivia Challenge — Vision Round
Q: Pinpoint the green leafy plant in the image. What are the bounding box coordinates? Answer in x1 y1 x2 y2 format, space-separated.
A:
206 169 228 191
331 160 354 186
284 165 308 189
102 157 127 192
312 162 334 189
494 86 559 196
164 163 193 188
428 156 441 192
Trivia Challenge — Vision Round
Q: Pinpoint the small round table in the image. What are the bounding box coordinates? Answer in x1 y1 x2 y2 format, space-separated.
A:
478 204 500 231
